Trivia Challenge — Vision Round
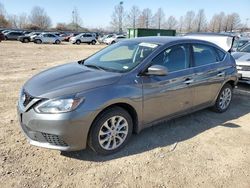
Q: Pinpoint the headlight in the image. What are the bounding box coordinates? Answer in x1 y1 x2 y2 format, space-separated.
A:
35 98 84 114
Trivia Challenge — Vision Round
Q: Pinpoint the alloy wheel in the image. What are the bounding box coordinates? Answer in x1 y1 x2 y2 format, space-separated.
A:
219 88 232 110
98 116 129 150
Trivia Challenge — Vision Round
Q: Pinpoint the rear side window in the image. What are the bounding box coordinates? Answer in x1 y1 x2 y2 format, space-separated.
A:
215 48 226 61
192 44 218 67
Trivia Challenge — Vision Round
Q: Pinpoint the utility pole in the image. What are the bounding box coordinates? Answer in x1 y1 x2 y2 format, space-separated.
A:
118 1 123 34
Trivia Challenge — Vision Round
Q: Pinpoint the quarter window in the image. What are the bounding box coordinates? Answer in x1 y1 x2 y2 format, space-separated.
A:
151 45 190 72
192 44 218 66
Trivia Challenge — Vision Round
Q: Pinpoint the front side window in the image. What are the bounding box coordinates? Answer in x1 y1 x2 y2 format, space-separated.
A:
192 44 218 67
151 44 190 72
84 41 159 72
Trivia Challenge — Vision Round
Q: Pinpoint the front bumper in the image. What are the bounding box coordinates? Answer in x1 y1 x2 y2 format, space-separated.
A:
17 102 96 151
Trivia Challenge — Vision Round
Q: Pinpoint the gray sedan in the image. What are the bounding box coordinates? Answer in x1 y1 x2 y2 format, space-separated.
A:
17 37 238 155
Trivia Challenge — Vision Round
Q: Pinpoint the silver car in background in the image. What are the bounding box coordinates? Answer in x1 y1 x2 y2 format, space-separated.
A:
69 33 96 45
17 37 238 155
34 33 62 44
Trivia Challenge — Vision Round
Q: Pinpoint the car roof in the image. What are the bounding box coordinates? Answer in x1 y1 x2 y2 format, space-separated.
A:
124 36 211 45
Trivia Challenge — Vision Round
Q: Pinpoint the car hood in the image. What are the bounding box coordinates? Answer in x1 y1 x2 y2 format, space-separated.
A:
24 62 122 98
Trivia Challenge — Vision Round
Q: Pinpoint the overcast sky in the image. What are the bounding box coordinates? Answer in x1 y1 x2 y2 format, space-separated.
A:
1 0 250 28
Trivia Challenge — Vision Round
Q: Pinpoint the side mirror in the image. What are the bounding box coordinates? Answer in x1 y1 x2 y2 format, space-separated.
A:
145 65 168 76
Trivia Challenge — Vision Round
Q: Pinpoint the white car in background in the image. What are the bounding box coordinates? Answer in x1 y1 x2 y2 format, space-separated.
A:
34 33 62 44
103 35 126 45
232 51 250 84
70 33 96 45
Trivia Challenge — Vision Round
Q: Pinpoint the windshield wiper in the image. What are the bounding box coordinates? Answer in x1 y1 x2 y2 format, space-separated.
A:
84 64 105 71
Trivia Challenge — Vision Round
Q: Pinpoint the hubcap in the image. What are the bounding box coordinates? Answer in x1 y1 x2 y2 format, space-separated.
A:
219 88 232 110
98 116 128 150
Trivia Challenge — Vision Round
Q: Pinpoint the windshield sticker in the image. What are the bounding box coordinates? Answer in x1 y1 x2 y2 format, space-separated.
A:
139 42 158 48
123 66 129 69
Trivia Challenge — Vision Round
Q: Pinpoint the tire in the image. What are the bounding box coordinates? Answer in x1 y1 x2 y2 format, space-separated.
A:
91 40 96 45
35 39 42 44
111 41 115 44
212 83 233 113
88 107 133 155
55 40 60 44
23 38 29 43
76 40 81 45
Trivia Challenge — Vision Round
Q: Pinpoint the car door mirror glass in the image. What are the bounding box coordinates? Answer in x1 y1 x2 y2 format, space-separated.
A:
145 65 168 76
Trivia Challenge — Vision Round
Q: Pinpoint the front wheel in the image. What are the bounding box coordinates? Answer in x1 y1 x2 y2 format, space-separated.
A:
55 40 60 44
76 40 81 45
88 107 133 155
212 83 233 113
35 39 42 44
91 40 96 45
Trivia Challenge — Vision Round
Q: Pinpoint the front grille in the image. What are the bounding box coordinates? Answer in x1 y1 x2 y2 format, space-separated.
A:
239 65 250 71
41 133 68 146
23 91 34 107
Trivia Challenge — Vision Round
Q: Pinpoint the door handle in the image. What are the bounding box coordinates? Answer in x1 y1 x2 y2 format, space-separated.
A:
217 72 225 77
183 78 194 84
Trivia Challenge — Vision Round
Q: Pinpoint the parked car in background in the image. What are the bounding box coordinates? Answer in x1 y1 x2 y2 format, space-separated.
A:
238 42 250 53
17 37 238 155
34 33 62 44
4 31 24 40
70 33 97 45
64 33 78 42
0 32 5 42
232 51 250 84
18 32 41 43
103 35 126 45
232 38 250 52
98 34 115 43
2 30 11 34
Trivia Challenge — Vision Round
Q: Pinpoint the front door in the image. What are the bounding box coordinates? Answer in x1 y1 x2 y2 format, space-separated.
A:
142 44 194 125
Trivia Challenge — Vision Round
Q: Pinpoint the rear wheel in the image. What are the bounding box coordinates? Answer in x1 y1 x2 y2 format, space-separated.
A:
111 41 115 44
212 83 233 113
35 39 42 44
88 107 133 155
91 40 96 45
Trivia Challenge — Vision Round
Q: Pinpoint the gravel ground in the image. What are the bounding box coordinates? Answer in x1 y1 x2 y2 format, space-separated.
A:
0 41 250 188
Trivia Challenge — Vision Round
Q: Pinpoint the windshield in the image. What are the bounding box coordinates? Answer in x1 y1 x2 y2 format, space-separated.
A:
84 41 159 73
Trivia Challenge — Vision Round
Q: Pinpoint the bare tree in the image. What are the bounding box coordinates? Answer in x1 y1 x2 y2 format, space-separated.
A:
138 8 152 28
164 16 178 29
56 23 68 31
110 2 125 33
228 13 241 31
184 11 195 32
8 14 18 28
126 5 140 29
217 12 225 32
209 14 218 32
178 16 184 33
29 6 51 29
193 9 207 32
0 2 10 27
153 8 165 29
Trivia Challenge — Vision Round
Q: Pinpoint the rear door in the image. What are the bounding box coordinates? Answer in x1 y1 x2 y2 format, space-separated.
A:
42 34 50 43
47 34 56 43
142 44 195 124
190 43 226 107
